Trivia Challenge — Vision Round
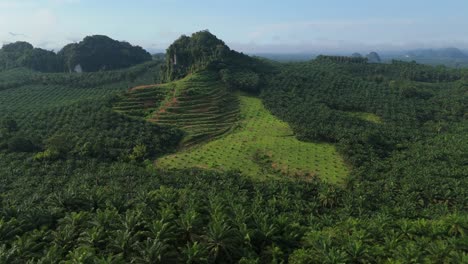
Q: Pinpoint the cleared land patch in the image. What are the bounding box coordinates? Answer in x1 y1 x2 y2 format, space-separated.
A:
348 111 382 123
156 95 349 183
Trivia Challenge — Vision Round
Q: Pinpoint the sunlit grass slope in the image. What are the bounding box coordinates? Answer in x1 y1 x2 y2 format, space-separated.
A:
156 94 349 183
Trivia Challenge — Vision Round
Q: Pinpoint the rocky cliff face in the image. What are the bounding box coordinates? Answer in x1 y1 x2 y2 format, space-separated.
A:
164 30 231 81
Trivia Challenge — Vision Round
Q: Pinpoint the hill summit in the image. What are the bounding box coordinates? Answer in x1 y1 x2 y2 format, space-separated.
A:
163 30 271 93
163 30 232 81
58 35 152 72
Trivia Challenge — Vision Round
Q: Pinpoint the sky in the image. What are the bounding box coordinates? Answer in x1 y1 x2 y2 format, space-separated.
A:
1 0 468 54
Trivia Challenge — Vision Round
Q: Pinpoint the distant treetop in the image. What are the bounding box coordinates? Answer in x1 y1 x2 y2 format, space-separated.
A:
58 35 152 72
0 36 152 73
2 42 34 53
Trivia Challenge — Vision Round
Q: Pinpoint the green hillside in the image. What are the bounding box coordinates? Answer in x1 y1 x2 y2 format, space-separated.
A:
113 69 348 183
113 71 240 147
150 72 239 147
157 94 348 183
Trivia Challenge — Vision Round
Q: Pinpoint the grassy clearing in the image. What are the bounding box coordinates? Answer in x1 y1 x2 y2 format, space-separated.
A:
348 112 382 123
156 94 349 183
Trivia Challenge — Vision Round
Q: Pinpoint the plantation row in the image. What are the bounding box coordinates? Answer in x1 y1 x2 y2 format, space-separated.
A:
155 72 239 147
0 101 182 163
262 60 467 166
0 60 162 92
112 86 168 118
260 58 467 222
0 160 466 263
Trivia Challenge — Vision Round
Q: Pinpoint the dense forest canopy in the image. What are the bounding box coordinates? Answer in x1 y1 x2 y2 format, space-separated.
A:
0 41 61 72
0 36 152 73
58 35 152 72
0 31 466 263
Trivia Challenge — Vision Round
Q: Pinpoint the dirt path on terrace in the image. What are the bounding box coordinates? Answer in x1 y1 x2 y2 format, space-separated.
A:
151 89 178 121
129 84 161 92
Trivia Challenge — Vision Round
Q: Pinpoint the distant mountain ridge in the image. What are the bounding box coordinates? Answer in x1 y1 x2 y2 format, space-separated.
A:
404 47 468 59
390 47 468 68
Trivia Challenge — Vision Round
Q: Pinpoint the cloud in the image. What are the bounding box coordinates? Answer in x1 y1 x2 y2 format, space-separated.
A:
9 32 28 37
0 0 36 9
49 0 81 4
248 19 416 43
0 0 80 46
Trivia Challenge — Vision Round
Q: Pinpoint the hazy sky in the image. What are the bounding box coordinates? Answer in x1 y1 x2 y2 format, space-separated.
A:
1 0 468 53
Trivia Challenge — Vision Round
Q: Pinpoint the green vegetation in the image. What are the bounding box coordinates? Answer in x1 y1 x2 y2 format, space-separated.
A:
59 35 152 72
0 31 466 263
152 72 239 147
112 85 168 118
0 65 182 162
0 41 61 72
347 111 382 123
157 95 348 183
114 71 240 147
164 30 230 81
163 30 271 94
0 35 152 73
0 60 162 93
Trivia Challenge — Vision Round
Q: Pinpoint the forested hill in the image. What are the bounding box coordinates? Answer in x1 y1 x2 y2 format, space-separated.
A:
0 36 152 73
59 35 152 72
163 30 273 93
0 41 61 72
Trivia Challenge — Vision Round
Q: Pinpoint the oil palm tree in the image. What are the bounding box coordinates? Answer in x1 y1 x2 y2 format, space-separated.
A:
133 237 172 263
183 241 209 264
0 218 23 242
78 226 107 251
108 229 138 260
177 209 202 243
203 219 242 263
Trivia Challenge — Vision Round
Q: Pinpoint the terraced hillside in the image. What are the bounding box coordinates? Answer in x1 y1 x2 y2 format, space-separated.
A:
113 71 240 147
112 85 167 118
156 95 349 183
